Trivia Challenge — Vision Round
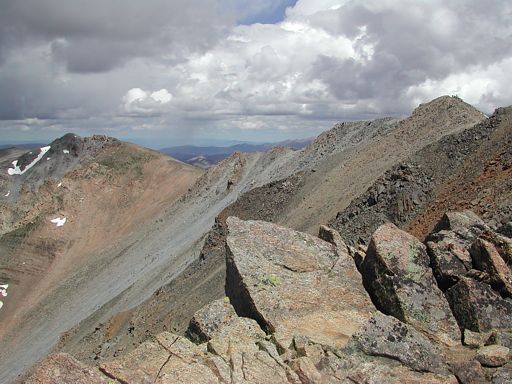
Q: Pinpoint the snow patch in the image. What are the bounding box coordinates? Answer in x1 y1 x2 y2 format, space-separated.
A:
0 284 6 310
47 157 51 161
50 217 67 227
4 190 9 197
57 182 62 187
7 146 51 175
63 149 70 154
0 284 8 297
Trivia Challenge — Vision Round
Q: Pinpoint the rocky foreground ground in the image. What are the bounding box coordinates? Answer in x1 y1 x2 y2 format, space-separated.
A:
26 210 512 383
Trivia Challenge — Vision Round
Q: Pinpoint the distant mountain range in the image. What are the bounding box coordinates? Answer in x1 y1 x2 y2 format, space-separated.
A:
159 138 313 168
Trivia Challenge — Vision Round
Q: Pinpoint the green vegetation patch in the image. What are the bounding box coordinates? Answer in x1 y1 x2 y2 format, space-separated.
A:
97 146 156 178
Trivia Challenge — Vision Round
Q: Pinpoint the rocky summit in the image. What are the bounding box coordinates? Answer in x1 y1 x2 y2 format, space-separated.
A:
1 96 511 383
25 211 512 383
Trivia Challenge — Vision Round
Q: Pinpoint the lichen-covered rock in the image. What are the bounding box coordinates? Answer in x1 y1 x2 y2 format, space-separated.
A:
450 360 487 384
446 277 512 332
24 353 108 384
225 216 375 350
476 345 510 367
426 232 470 290
350 312 446 374
470 238 512 297
464 329 493 348
187 298 237 342
99 333 215 384
317 351 458 384
361 223 461 345
493 363 512 384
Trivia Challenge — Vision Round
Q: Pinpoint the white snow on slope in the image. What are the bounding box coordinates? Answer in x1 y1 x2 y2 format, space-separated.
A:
63 149 69 154
57 182 62 187
50 217 67 227
0 284 8 297
0 284 7 311
4 191 9 197
7 146 51 175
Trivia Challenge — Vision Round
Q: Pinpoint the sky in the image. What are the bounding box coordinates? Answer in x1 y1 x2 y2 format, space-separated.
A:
0 0 511 148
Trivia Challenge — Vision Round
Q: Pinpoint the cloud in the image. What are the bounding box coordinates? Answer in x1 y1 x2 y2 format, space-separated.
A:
1 0 512 146
122 88 173 115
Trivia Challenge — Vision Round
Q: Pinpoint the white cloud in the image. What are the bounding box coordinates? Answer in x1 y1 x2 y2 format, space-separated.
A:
122 87 173 115
2 0 512 145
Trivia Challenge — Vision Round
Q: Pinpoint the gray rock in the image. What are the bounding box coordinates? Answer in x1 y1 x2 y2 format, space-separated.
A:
493 363 512 384
446 277 512 332
225 216 375 351
187 298 237 342
361 223 461 346
351 311 446 374
470 238 512 297
476 345 510 367
427 234 469 290
432 211 489 241
450 360 487 384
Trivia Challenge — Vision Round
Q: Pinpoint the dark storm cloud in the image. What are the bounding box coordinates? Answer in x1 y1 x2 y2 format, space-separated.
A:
1 0 512 144
0 0 229 73
309 0 512 112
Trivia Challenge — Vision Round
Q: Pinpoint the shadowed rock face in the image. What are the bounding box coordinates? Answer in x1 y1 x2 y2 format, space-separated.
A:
360 222 461 346
225 216 375 351
470 238 512 297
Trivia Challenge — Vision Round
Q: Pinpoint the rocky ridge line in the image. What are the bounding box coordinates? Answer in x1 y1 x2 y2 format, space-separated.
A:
26 210 512 383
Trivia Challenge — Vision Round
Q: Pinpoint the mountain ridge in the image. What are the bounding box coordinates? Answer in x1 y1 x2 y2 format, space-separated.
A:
1 95 510 383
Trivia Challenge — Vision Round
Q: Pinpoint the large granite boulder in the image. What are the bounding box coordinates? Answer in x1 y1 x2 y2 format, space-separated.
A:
361 223 461 346
225 216 375 351
445 277 512 332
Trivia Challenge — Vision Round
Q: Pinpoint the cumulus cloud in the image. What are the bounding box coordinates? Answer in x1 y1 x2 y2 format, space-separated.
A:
1 0 512 146
122 88 173 115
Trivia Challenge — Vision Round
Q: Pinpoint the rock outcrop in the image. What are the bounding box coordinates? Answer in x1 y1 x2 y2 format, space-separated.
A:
24 213 512 383
360 222 461 346
225 216 374 350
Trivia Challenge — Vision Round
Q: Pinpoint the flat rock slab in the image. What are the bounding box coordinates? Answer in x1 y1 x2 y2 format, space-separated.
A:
225 216 375 350
361 223 461 346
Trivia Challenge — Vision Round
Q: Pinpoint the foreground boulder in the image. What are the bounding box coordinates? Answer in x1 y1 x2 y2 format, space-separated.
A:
361 223 461 346
446 277 512 332
25 217 469 383
225 216 375 350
